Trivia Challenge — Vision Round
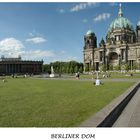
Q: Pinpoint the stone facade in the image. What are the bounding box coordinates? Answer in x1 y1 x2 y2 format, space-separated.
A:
83 4 140 71
0 56 43 75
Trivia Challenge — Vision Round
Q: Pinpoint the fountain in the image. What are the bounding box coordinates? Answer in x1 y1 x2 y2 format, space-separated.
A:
49 66 55 78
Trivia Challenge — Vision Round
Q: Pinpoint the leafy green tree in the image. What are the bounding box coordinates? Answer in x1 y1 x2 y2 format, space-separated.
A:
42 64 51 74
133 62 138 70
100 64 107 72
43 61 84 74
124 64 130 71
114 65 121 71
109 64 113 71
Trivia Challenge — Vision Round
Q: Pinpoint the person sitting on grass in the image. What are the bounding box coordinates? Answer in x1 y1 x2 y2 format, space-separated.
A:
93 79 103 85
75 72 80 79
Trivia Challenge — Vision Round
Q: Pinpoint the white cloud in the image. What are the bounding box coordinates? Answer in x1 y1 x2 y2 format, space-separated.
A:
0 38 24 58
60 50 66 54
26 37 46 44
93 13 111 22
0 38 24 52
23 50 54 59
0 37 54 61
70 2 97 12
82 19 88 23
0 38 80 63
29 32 34 37
52 56 80 63
58 9 65 13
66 56 78 61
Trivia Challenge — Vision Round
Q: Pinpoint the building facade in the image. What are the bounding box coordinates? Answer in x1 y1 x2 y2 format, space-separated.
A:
83 4 140 71
0 56 43 75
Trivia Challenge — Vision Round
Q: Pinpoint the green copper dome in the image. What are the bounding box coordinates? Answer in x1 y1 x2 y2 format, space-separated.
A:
86 30 94 36
137 21 140 26
108 17 133 31
108 4 134 33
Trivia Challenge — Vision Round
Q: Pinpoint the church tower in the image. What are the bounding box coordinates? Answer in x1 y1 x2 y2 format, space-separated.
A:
83 30 97 72
136 21 140 42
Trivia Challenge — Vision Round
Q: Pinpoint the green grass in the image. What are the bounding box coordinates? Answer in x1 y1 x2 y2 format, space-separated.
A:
0 78 134 127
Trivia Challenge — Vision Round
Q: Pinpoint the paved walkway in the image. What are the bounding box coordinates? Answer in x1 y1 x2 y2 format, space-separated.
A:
34 77 139 83
113 88 140 127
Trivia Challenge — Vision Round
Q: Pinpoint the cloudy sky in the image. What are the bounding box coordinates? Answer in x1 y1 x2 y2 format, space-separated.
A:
0 2 140 63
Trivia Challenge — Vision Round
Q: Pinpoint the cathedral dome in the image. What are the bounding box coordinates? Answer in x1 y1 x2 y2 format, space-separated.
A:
86 30 95 36
137 21 140 26
108 17 133 32
108 4 134 33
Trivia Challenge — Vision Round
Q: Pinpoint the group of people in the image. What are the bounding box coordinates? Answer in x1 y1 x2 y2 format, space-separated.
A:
102 73 111 78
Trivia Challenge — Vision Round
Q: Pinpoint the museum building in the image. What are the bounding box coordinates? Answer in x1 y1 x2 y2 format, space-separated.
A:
0 56 43 75
83 4 140 71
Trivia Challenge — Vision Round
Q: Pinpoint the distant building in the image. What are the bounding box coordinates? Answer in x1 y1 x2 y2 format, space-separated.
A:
83 4 140 71
0 56 43 75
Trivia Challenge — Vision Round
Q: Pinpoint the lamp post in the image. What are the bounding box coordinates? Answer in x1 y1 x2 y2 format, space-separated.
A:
96 71 99 79
131 60 133 73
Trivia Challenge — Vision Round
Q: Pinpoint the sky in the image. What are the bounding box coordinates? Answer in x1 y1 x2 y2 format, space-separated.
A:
0 2 140 64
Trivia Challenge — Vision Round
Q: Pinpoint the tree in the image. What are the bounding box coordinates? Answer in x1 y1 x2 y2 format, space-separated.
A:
108 64 113 71
43 61 84 74
78 63 83 73
133 62 138 70
42 64 51 74
114 65 121 71
100 64 107 72
124 64 130 71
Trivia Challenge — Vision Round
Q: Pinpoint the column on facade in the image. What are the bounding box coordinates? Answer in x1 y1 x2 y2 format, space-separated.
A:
6 64 7 74
7 64 9 74
13 64 15 73
11 64 13 73
103 51 106 65
17 64 18 73
21 64 23 74
118 53 121 66
18 64 20 73
123 49 126 62
105 55 108 70
16 64 18 73
14 64 15 73
19 64 21 73
139 59 140 70
9 64 11 74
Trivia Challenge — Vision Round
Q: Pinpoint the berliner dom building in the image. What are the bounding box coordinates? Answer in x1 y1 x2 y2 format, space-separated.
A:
83 4 140 71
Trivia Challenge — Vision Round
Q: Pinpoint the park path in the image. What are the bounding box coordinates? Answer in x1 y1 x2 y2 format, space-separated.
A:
113 87 140 127
34 77 139 83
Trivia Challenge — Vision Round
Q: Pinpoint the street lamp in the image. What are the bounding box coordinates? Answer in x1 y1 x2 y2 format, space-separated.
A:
131 60 133 73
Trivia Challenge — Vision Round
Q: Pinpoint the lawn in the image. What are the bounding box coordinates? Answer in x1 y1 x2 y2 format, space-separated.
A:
80 72 140 79
0 78 134 127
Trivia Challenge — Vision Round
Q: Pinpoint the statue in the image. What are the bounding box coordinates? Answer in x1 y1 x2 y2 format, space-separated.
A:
95 71 101 86
49 66 55 78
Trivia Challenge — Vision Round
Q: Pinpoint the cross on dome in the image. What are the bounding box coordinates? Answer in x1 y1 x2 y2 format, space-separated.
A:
118 3 123 17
